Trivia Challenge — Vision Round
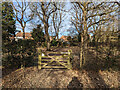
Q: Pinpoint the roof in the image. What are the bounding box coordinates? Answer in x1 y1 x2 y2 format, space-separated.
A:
16 32 32 37
15 31 33 39
9 35 15 40
60 36 69 41
50 36 56 41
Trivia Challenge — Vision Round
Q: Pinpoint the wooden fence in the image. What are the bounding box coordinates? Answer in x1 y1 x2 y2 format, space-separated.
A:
37 49 72 69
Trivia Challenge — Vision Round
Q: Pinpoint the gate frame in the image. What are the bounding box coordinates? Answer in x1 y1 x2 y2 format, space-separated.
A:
38 49 72 69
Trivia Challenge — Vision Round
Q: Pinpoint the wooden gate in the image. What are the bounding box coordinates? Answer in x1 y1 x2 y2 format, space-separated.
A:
37 49 72 69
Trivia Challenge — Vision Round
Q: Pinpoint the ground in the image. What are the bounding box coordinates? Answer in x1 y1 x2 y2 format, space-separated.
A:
2 67 119 88
2 46 120 88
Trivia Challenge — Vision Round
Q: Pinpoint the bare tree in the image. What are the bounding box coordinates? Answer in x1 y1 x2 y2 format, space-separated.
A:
30 2 57 50
11 0 34 39
71 2 119 67
52 2 66 41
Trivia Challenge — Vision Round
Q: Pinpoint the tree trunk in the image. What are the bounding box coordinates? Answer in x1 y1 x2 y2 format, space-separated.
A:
56 33 59 41
80 34 83 68
83 9 88 66
47 41 50 50
13 32 16 41
45 25 50 50
22 27 25 39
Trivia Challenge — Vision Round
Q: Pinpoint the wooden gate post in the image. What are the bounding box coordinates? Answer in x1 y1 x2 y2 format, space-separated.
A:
38 49 42 69
68 49 72 69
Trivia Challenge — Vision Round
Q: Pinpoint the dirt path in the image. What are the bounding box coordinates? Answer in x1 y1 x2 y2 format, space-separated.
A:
2 67 119 88
2 47 119 88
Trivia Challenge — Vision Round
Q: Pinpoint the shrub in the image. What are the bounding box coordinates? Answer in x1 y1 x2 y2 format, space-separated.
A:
2 39 37 69
31 24 45 46
2 55 21 69
63 42 69 46
51 39 58 46
42 42 47 47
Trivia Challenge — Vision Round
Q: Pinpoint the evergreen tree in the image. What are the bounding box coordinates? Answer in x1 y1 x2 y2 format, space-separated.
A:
2 2 16 54
31 24 45 46
2 2 16 42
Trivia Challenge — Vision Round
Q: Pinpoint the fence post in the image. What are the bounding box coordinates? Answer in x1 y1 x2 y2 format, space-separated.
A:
38 49 42 69
68 49 72 69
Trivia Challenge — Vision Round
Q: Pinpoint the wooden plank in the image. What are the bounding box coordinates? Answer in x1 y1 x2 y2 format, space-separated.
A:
41 59 52 61
41 63 49 64
42 66 67 68
47 56 63 58
56 60 69 61
42 56 51 58
60 52 70 54
109 36 118 38
51 59 69 62
42 59 54 68
46 51 60 54
47 51 71 55
110 40 117 42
